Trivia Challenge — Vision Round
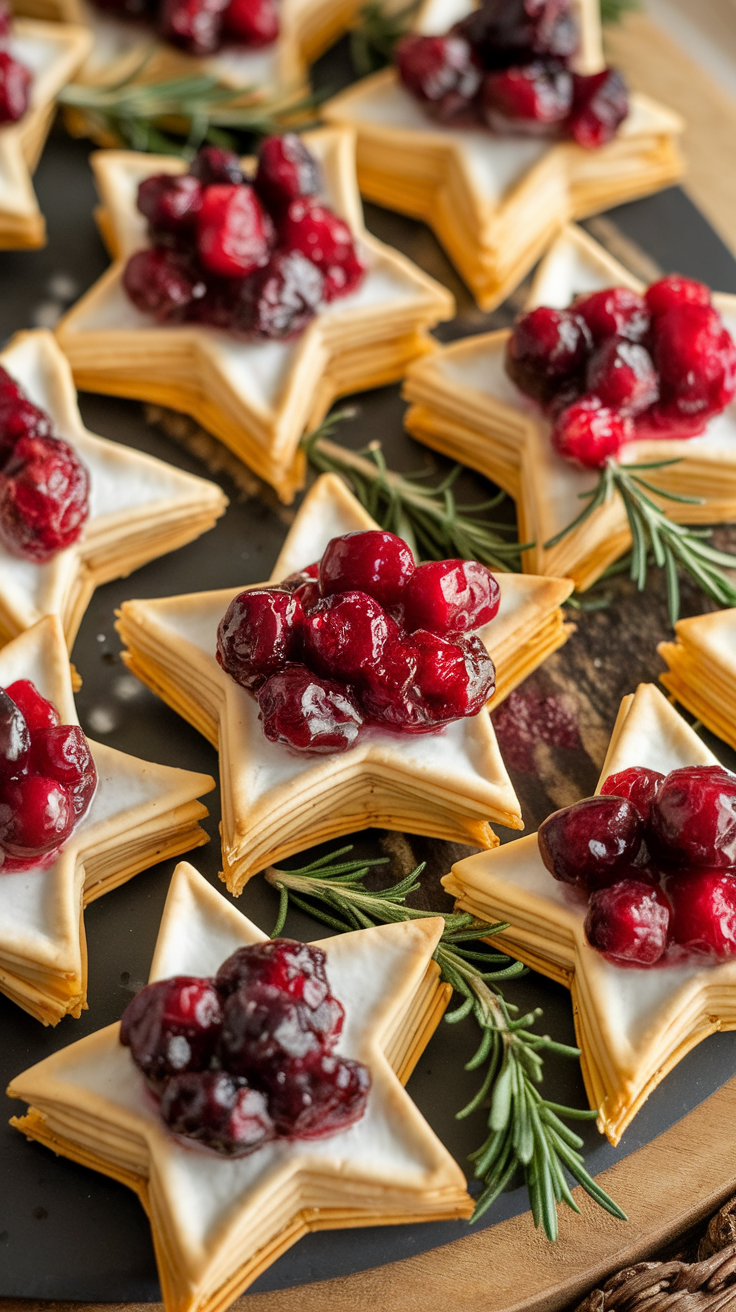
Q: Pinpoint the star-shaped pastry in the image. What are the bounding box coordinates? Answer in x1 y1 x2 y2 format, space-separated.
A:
0 327 227 651
323 0 683 310
443 681 736 1146
659 608 736 755
403 223 736 592
8 859 472 1308
55 127 455 503
0 615 215 1025
116 470 577 892
0 15 91 248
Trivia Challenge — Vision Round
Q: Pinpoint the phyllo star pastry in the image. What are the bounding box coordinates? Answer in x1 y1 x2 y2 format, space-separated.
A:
116 471 578 891
323 0 683 311
55 127 454 503
659 608 736 755
0 616 214 1024
444 681 736 1145
403 223 736 592
0 327 227 650
8 859 472 1312
0 6 91 248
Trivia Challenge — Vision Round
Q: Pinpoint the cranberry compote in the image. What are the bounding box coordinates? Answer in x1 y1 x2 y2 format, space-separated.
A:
0 370 89 562
216 529 500 754
123 138 365 339
120 938 370 1156
543 762 736 968
0 4 32 126
0 680 97 871
505 273 736 468
89 0 278 56
395 0 628 146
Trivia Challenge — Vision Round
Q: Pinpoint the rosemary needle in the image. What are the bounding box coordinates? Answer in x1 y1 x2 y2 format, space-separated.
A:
265 847 627 1240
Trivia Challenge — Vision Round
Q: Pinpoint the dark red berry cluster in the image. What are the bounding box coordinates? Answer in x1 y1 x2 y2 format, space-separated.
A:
120 939 370 1155
92 0 278 58
395 0 628 149
0 0 31 126
0 367 90 563
0 680 97 871
506 275 736 469
123 137 365 340
216 529 500 754
538 764 736 967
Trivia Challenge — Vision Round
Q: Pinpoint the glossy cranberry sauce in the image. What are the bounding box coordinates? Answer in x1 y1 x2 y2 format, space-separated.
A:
505 276 736 468
122 137 366 339
0 365 90 562
0 1 31 126
120 939 371 1155
91 0 279 58
0 680 97 871
216 529 500 754
538 764 736 967
395 0 628 148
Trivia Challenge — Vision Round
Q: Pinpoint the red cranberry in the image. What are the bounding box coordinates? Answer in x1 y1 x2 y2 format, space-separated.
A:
0 52 31 125
158 0 228 55
281 561 319 589
161 1070 275 1155
265 1052 370 1139
0 0 10 38
216 940 333 1011
216 588 304 692
569 68 629 149
318 530 415 609
279 198 365 301
651 304 736 428
402 559 500 635
645 275 711 318
481 61 572 131
551 396 629 468
218 980 344 1076
189 146 244 187
359 639 432 733
585 338 659 417
0 367 53 467
666 869 736 959
123 248 206 322
649 766 736 868
303 591 397 680
0 434 89 563
196 184 273 278
5 679 60 731
137 173 203 234
222 0 278 43
395 34 481 119
120 976 223 1087
413 629 495 718
600 767 664 825
0 689 29 780
257 666 363 754
573 287 649 346
0 775 75 858
233 250 324 339
293 579 321 613
505 306 592 404
538 794 644 891
29 725 97 820
255 134 321 211
585 879 671 966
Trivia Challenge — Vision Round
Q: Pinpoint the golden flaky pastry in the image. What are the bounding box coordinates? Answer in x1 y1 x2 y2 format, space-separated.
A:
403 224 736 591
0 616 215 1024
0 15 91 248
0 329 227 650
659 608 736 755
323 0 683 310
116 472 577 890
443 682 736 1146
8 859 472 1312
55 128 454 502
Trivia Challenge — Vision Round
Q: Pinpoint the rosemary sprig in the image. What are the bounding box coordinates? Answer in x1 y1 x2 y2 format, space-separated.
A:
265 846 627 1240
59 62 320 153
545 457 736 624
600 0 641 22
303 412 526 571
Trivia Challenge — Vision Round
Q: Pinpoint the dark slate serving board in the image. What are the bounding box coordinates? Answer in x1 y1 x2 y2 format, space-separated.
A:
3 69 736 1299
